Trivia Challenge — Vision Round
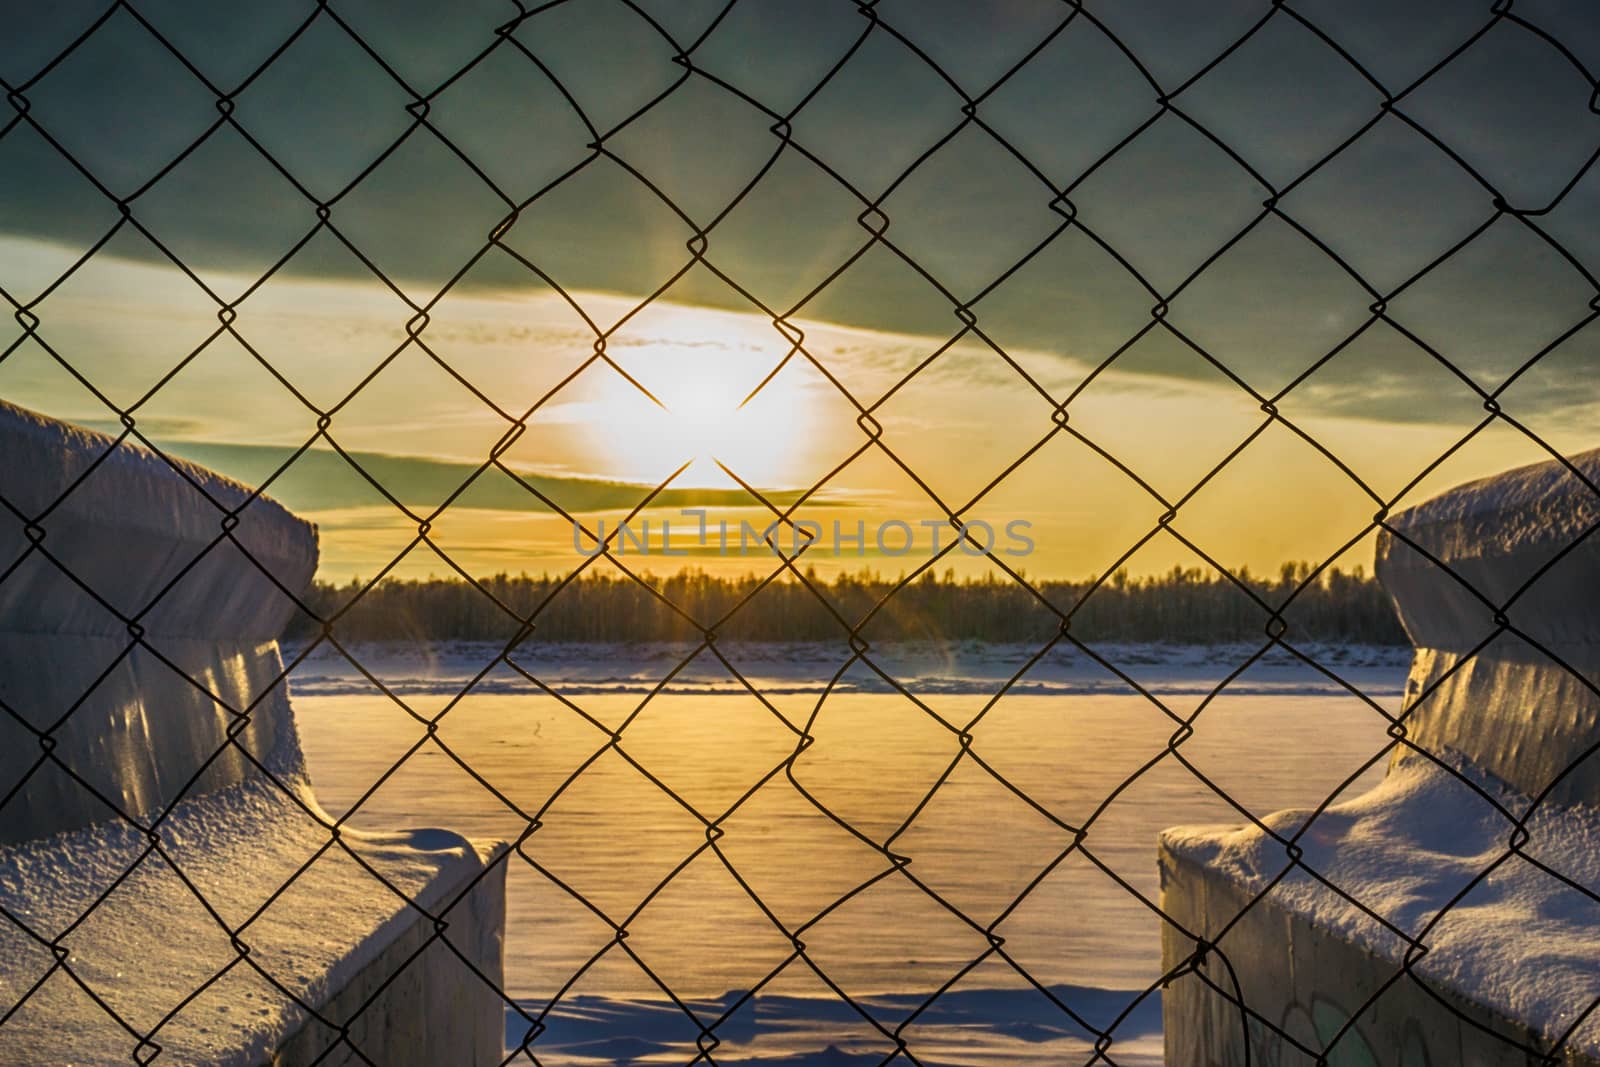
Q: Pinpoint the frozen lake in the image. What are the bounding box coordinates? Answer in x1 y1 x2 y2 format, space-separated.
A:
290 641 1408 1066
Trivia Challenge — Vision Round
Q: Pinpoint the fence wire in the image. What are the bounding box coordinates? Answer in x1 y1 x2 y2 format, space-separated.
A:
2 1 1599 1064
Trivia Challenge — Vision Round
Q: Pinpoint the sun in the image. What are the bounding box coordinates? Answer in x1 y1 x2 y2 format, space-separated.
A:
582 316 814 490
667 373 746 458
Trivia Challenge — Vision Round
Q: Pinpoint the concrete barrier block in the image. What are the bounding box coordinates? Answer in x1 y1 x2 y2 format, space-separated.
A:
1161 445 1600 1066
0 401 509 1065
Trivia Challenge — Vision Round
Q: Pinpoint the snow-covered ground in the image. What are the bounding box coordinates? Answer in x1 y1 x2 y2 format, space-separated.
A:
282 638 1411 700
506 983 1164 1066
291 640 1410 1066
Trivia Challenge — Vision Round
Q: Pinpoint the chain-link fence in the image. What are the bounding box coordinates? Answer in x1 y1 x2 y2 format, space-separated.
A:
3 0 1599 1064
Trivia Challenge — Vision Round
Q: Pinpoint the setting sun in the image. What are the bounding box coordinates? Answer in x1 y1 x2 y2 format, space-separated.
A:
584 323 818 490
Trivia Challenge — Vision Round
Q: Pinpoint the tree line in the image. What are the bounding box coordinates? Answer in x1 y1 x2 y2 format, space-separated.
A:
286 563 1407 645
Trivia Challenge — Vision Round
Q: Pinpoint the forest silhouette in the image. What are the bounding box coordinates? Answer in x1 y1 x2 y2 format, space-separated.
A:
291 562 1406 645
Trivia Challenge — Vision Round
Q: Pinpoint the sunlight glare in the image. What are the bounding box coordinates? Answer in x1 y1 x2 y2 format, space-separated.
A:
591 316 813 489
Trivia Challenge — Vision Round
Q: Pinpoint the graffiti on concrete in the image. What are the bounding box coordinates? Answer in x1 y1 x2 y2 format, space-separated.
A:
1217 995 1431 1067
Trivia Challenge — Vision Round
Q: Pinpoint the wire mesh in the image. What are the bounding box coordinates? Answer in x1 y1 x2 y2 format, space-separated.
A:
2 0 1599 1064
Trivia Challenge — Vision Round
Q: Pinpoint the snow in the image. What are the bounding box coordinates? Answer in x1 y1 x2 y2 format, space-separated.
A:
508 983 1164 1066
1 401 505 1065
1163 755 1600 1058
1393 642 1600 808
0 398 315 639
1164 444 1600 1062
1382 444 1600 564
1378 443 1600 652
291 647 1407 1066
0 771 495 1067
0 399 319 843
282 638 1411 700
1376 440 1600 804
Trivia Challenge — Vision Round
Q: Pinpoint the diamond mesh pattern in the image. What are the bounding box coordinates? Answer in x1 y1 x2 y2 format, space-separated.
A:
3 1 1600 1064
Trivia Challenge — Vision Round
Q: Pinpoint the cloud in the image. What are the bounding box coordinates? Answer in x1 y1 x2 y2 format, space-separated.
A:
131 439 822 516
5 2 1591 431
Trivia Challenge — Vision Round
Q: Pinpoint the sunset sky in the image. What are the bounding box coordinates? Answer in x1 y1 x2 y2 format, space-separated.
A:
2 0 1596 581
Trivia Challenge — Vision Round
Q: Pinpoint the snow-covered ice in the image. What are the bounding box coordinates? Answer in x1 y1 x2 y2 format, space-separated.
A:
289 641 1408 1066
282 637 1411 700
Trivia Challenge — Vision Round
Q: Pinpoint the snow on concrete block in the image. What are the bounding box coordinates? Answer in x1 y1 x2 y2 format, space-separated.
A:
0 399 316 638
0 402 507 1065
1377 446 1600 653
0 399 318 843
1378 445 1600 806
1161 446 1600 1066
